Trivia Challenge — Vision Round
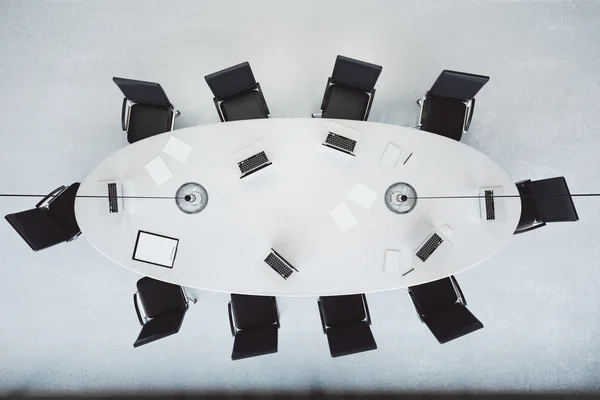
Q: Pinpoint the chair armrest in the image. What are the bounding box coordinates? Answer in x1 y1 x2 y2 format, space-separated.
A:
514 222 546 235
317 300 327 334
451 276 467 306
408 289 425 322
227 302 236 337
362 294 372 325
320 77 332 111
133 293 144 326
465 97 476 131
273 297 280 329
213 98 225 122
35 185 67 208
256 82 270 116
364 88 376 121
121 97 128 131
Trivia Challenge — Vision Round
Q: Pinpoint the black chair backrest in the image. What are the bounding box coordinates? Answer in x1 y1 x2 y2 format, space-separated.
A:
133 308 187 348
47 183 81 239
531 177 579 222
331 55 382 92
326 322 377 358
205 62 258 101
5 208 66 251
409 277 458 316
113 77 172 108
231 325 278 360
429 70 489 102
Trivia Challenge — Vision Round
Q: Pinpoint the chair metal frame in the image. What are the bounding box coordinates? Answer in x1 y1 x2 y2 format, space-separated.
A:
120 97 180 137
413 95 475 135
133 286 196 326
37 184 81 243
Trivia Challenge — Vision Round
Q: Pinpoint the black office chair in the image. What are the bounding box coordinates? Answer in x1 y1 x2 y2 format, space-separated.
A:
5 183 81 252
204 62 270 122
113 77 180 144
416 70 489 141
312 55 383 121
133 277 196 348
514 176 579 234
408 276 483 344
228 294 280 360
317 294 377 358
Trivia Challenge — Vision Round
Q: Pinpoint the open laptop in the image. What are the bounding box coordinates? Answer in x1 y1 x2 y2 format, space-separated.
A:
98 179 124 215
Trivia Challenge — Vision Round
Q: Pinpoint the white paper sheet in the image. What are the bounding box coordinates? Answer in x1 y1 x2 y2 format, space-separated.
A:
330 202 358 232
348 183 378 209
384 249 401 273
163 135 193 163
380 143 403 168
133 231 179 268
144 156 173 186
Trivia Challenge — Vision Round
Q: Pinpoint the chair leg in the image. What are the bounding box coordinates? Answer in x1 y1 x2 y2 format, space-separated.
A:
416 99 422 106
311 112 322 118
175 110 181 117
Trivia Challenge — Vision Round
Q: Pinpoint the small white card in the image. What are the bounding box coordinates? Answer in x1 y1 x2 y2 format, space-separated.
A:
330 202 358 232
380 143 403 168
348 183 378 209
144 156 173 186
163 135 193 163
384 249 401 273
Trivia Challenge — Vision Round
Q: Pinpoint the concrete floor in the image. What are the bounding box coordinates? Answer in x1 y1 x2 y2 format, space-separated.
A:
0 0 599 395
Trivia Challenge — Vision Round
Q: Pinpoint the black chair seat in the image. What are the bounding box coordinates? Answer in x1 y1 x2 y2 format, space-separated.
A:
423 303 483 344
420 96 467 141
134 308 187 348
326 323 377 358
322 85 369 120
127 104 173 143
137 277 186 318
5 208 66 251
409 277 458 315
319 294 367 327
230 294 278 330
232 326 278 360
220 90 268 121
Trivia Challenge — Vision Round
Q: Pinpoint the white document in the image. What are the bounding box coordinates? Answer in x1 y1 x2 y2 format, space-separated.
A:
380 143 403 168
144 156 173 186
133 231 179 268
330 202 358 232
163 135 193 163
384 250 401 273
348 183 378 209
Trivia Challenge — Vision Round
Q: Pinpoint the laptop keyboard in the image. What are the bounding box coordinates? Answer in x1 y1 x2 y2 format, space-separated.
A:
238 151 270 175
108 183 118 213
416 233 443 262
325 132 356 154
485 190 495 220
264 251 295 280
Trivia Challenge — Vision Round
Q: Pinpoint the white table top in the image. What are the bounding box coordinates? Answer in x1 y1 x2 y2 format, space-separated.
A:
75 118 521 296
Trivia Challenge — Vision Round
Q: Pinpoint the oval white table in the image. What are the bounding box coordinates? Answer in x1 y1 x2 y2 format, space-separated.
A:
75 118 521 296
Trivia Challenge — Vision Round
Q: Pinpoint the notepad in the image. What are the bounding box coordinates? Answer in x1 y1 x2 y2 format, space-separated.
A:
348 183 378 210
384 250 401 273
330 202 358 232
132 231 179 268
163 135 193 163
380 143 403 168
145 156 173 186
